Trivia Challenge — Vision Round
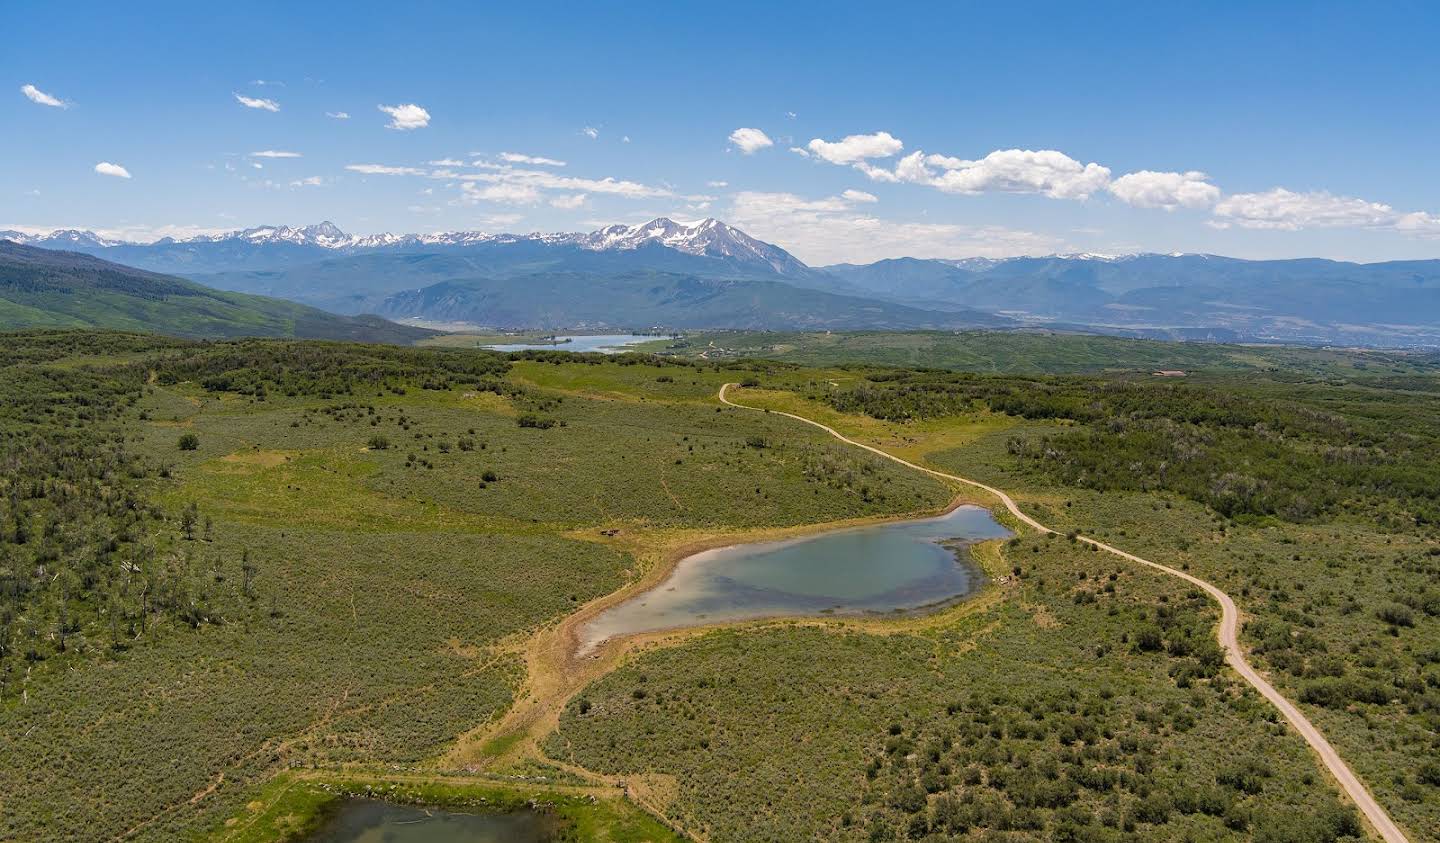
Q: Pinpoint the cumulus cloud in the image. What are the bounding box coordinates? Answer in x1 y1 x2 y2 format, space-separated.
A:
21 84 67 108
249 150 302 159
550 193 587 209
378 103 430 130
728 127 774 155
707 180 729 188
345 163 427 176
326 111 350 119
1211 188 1406 231
500 152 567 166
887 149 1111 199
94 162 131 179
805 131 903 165
234 93 280 112
728 190 1060 264
841 189 878 203
1109 170 1219 210
582 126 599 140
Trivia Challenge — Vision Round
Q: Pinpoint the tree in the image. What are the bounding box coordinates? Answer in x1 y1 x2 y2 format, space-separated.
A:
178 433 199 451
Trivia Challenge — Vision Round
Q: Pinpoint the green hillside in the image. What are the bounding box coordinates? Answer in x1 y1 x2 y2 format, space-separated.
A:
0 240 435 343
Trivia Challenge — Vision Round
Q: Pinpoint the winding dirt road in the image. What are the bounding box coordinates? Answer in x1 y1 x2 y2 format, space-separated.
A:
718 384 1409 843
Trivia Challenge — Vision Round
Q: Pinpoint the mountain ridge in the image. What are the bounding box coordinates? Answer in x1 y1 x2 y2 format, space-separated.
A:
0 240 436 343
8 219 1440 346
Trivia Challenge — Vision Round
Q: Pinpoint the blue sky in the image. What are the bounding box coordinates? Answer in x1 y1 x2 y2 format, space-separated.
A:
6 1 1440 264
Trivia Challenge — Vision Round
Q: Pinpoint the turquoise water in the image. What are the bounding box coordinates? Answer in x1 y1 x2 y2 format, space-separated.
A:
482 334 654 353
580 505 1010 651
306 799 558 842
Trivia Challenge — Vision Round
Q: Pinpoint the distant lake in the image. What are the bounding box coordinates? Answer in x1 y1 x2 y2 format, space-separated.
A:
581 505 1010 651
305 799 559 842
482 334 656 354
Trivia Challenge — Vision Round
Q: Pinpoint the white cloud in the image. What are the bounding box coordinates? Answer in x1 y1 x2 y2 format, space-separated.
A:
887 149 1111 199
345 163 427 176
452 167 686 200
805 131 903 165
459 182 543 205
1109 170 1219 210
234 93 280 112
21 84 67 108
500 152 567 166
249 150 302 159
251 79 285 87
841 189 878 203
94 162 131 179
326 111 350 120
707 180 729 188
582 126 600 140
1211 188 1405 231
289 176 325 188
378 103 430 130
728 127 774 155
1394 211 1440 234
550 193 588 209
728 190 1060 264
428 158 466 167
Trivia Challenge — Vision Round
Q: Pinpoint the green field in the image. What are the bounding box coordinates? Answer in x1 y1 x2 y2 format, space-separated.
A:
1 330 1436 841
643 330 1440 377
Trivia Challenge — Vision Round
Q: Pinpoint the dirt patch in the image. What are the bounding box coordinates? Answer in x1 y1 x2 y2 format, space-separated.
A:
218 450 293 469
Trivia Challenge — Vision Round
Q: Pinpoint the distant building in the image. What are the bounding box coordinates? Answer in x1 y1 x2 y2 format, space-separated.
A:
1152 370 1187 377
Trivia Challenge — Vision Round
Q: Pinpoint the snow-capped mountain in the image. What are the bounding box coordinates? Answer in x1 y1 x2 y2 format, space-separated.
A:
0 229 125 249
0 217 817 280
574 218 812 275
4 217 788 256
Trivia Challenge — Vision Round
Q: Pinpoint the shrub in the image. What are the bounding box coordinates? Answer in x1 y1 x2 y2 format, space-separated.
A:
1376 603 1415 628
367 435 390 450
177 433 199 451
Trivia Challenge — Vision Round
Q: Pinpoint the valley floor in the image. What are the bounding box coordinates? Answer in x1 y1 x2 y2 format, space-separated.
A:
0 333 1435 842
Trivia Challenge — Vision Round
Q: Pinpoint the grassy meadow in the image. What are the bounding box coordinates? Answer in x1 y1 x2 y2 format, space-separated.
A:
1 328 1436 841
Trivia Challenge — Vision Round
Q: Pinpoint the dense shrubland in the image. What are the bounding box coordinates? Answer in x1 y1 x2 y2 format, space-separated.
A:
814 372 1440 527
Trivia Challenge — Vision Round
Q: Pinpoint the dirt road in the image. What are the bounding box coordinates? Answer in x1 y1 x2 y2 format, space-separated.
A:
718 383 1409 843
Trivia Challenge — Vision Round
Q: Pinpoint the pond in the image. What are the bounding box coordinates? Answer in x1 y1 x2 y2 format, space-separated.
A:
481 334 656 354
306 799 561 842
580 505 1011 652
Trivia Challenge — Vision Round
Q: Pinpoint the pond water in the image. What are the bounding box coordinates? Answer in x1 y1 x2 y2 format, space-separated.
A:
481 334 656 354
306 799 560 843
580 505 1011 652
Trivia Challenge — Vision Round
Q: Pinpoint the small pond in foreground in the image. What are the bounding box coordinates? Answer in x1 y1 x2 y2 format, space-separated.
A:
306 799 560 842
580 505 1011 652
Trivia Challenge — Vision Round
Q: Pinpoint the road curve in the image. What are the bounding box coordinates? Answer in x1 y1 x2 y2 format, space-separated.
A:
718 384 1409 843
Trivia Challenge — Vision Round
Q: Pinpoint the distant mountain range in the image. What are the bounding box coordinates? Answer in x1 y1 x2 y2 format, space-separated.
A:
0 241 435 343
5 218 1440 345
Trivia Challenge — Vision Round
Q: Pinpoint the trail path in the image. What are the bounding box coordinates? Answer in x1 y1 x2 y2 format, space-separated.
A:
718 383 1409 843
